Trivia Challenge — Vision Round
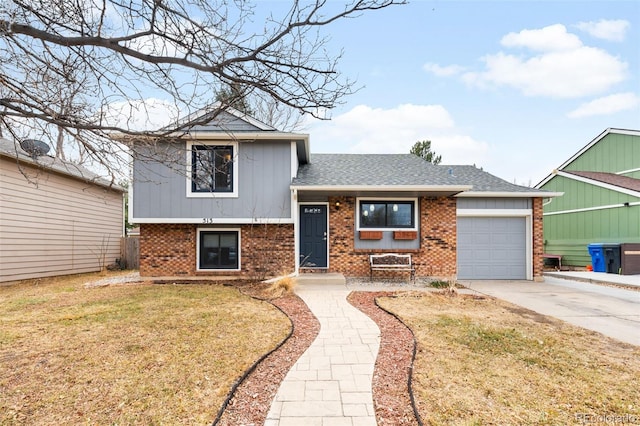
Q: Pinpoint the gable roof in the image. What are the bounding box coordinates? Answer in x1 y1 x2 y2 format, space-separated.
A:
536 128 640 188
114 102 311 164
554 170 640 198
0 138 125 192
163 102 277 132
565 171 640 193
292 154 557 197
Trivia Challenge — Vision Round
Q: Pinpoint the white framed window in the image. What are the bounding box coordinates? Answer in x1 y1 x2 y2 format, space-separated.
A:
186 141 239 198
196 228 241 271
356 198 418 231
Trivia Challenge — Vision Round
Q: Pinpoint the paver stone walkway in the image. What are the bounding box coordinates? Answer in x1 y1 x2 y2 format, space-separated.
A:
265 283 381 426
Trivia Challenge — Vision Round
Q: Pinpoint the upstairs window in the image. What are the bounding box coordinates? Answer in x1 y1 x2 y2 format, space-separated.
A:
359 200 416 229
191 145 234 193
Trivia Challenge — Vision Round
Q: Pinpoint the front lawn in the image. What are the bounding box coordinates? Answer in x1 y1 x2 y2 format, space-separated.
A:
0 272 290 425
377 292 640 425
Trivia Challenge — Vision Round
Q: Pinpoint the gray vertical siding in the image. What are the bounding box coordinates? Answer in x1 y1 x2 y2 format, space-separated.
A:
186 110 266 132
354 231 420 250
132 140 292 220
457 198 531 209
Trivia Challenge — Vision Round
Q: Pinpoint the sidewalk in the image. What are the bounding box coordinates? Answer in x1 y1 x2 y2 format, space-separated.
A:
462 276 640 346
265 283 380 426
544 270 640 289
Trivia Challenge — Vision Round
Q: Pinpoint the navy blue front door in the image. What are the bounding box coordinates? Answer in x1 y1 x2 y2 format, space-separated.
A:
299 205 328 268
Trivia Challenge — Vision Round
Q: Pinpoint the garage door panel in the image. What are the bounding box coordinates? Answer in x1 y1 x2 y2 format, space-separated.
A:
457 217 526 280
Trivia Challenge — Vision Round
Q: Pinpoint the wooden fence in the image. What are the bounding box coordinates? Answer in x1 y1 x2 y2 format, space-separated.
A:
120 236 140 270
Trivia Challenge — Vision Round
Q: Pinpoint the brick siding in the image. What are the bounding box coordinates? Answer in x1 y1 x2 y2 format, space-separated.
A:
140 196 544 281
532 197 544 280
327 196 457 279
139 223 294 278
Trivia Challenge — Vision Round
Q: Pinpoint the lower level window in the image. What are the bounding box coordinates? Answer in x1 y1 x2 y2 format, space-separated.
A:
198 230 239 270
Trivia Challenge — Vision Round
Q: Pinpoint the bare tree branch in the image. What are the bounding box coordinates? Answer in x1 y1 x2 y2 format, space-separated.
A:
1 0 406 178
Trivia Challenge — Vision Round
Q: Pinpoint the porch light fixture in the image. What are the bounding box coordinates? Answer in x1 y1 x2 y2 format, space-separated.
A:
335 201 341 210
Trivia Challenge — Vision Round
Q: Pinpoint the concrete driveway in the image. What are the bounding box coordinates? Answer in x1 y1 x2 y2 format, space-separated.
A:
461 276 640 346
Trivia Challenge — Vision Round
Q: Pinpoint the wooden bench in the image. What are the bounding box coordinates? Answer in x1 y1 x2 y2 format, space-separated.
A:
369 253 415 282
542 253 562 270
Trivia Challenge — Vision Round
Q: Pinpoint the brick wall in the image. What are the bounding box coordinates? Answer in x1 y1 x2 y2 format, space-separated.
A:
532 197 544 280
419 197 457 277
326 196 458 279
140 196 542 281
139 223 294 278
140 224 195 276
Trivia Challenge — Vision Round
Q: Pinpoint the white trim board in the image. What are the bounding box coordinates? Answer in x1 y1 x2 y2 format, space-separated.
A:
535 128 640 188
457 209 533 217
196 227 241 272
130 217 294 224
543 201 640 216
185 140 239 198
296 202 330 272
557 171 640 198
356 197 419 231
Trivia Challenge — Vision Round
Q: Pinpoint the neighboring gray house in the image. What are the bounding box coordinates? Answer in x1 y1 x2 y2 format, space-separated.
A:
128 106 558 281
0 138 125 283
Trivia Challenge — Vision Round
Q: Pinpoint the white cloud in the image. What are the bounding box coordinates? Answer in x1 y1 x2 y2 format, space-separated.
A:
103 98 179 131
567 92 640 118
462 24 628 98
307 104 489 166
501 24 582 52
423 62 465 77
576 19 630 42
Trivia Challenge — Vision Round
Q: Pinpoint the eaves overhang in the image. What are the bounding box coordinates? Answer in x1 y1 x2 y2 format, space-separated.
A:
556 171 640 198
0 147 126 193
456 191 564 198
290 184 473 197
535 127 640 188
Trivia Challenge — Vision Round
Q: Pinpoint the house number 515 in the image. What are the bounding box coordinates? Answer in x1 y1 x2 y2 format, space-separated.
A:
202 218 215 224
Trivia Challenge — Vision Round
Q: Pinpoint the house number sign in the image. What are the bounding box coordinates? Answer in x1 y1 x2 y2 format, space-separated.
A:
304 208 322 214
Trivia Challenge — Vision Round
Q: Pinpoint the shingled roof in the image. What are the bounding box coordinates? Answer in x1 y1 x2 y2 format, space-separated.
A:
565 171 640 193
0 138 124 192
292 153 549 195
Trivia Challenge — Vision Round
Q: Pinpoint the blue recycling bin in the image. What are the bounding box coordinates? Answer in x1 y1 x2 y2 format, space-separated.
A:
587 243 605 272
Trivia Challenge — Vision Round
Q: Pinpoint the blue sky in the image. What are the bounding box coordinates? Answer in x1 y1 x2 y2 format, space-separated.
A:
287 0 640 186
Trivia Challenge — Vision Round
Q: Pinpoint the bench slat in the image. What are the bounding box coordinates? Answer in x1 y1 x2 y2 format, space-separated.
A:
369 253 415 282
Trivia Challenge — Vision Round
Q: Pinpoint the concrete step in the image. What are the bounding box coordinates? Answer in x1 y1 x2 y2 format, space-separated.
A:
295 273 346 286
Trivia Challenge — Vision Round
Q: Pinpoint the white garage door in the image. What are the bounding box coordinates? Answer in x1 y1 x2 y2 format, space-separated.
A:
457 217 527 279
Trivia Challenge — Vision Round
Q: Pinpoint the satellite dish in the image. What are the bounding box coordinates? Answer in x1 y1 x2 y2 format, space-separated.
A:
20 139 50 158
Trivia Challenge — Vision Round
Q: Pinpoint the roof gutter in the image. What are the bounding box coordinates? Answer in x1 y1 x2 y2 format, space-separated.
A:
457 191 564 198
290 184 473 192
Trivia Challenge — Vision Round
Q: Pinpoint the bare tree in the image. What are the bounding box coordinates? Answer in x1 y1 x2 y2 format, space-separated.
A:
0 0 405 181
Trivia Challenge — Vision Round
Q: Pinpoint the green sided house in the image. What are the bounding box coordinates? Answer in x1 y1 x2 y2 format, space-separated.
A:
536 128 640 267
126 105 558 281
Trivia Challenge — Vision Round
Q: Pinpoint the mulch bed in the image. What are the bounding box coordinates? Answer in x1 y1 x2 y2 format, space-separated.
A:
215 285 419 425
349 291 419 426
215 290 320 425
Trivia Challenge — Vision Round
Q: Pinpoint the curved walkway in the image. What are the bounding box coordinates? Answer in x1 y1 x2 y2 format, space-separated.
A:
265 283 380 426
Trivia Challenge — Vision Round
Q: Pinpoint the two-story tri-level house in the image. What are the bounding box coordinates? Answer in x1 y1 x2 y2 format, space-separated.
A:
127 105 559 281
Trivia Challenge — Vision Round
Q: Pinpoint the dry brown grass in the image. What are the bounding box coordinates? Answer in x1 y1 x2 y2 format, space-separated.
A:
265 273 297 299
0 272 290 425
377 292 640 425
